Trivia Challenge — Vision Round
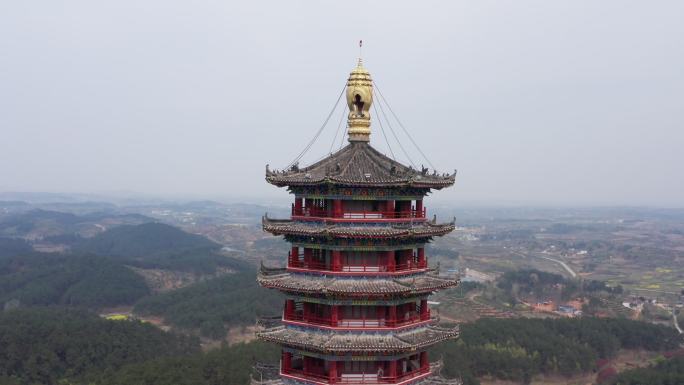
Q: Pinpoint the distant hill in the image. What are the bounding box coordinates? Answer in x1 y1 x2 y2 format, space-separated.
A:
73 222 247 274
0 209 154 239
0 253 150 308
0 209 82 231
75 222 219 258
0 220 245 311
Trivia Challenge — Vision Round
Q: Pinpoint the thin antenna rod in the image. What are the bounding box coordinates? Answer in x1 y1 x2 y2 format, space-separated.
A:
374 81 437 170
329 102 348 154
372 100 396 160
373 88 417 168
286 84 346 169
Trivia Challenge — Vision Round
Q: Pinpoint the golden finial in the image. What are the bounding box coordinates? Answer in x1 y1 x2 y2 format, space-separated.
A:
347 40 373 143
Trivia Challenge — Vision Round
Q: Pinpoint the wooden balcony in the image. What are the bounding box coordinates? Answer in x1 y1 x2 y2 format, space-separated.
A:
291 207 427 223
287 257 428 276
283 311 431 330
282 366 431 385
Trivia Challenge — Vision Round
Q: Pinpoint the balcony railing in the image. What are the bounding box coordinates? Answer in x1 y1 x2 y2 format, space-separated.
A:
291 207 426 221
282 366 431 384
287 258 427 273
284 312 429 328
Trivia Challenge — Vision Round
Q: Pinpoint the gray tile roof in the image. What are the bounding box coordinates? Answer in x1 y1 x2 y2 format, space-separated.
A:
266 142 456 189
263 216 455 239
257 267 459 297
256 324 459 353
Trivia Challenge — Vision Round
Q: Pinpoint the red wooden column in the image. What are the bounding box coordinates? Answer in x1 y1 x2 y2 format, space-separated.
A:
333 199 343 218
415 199 423 218
396 249 406 269
294 197 303 215
328 359 337 383
332 250 341 271
303 356 310 375
304 198 313 215
388 359 398 379
303 248 312 267
285 299 295 319
331 305 339 327
386 250 395 272
420 351 429 371
386 200 395 218
401 201 411 217
376 306 386 326
290 246 299 267
417 247 425 268
282 351 292 373
420 299 429 320
388 305 397 327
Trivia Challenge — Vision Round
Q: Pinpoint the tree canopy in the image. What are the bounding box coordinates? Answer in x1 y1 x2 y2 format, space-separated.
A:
431 317 682 384
134 271 283 338
0 253 150 308
0 307 199 385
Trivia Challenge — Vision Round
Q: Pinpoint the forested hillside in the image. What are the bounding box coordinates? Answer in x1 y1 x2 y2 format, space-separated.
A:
75 222 218 257
73 222 247 274
0 221 252 309
431 317 683 384
134 271 283 338
95 340 279 385
65 317 684 385
612 356 684 384
0 253 149 307
0 307 199 385
0 238 32 257
0 307 680 385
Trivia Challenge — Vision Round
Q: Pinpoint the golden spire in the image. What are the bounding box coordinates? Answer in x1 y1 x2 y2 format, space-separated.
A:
346 42 373 142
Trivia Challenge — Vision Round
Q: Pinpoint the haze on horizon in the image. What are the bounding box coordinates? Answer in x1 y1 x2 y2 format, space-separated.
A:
1 1 682 207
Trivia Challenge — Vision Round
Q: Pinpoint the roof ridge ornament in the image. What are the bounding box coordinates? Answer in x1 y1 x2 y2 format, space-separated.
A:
347 45 373 143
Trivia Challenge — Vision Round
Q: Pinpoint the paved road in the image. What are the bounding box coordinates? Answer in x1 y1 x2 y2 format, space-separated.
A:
539 256 577 278
512 251 577 278
674 309 683 334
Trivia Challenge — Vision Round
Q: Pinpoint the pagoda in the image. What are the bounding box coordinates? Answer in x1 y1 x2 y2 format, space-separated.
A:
254 57 461 385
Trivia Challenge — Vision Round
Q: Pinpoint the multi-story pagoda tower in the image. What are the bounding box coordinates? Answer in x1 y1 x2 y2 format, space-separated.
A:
254 58 460 385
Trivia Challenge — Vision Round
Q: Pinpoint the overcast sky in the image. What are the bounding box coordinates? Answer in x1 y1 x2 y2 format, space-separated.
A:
1 1 682 206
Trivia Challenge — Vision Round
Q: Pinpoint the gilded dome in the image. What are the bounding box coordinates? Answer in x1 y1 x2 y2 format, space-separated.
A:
346 59 373 142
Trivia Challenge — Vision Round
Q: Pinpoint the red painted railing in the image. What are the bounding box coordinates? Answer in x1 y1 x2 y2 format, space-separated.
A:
288 257 427 273
288 261 423 272
291 207 426 220
283 367 430 384
284 312 428 328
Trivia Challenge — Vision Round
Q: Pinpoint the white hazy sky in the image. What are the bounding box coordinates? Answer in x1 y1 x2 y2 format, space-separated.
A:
1 1 683 206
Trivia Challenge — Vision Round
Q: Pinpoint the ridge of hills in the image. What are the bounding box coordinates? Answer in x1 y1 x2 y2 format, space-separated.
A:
0 208 154 240
74 222 219 257
0 218 251 310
